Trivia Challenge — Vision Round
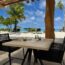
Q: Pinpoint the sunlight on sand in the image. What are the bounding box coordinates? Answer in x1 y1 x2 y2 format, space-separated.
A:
0 31 65 38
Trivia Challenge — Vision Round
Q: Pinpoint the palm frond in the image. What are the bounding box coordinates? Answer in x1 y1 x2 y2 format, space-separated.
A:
56 1 64 9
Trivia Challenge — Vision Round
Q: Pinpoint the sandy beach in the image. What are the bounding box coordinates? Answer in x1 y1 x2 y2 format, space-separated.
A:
7 31 65 38
0 31 65 38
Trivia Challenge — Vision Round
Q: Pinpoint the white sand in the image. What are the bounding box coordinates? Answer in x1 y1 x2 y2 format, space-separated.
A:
8 32 65 39
0 31 65 38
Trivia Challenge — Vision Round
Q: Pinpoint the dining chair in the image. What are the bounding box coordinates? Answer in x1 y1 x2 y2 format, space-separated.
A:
33 38 65 65
63 37 65 50
0 33 21 65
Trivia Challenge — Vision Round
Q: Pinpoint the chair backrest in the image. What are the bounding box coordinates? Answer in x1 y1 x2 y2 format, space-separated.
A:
0 33 20 52
0 33 11 43
63 37 65 50
33 38 65 63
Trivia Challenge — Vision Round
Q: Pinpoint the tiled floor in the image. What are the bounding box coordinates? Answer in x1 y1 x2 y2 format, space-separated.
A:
0 51 6 55
0 48 65 65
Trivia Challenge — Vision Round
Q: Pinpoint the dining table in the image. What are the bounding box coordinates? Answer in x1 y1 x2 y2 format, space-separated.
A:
2 38 53 65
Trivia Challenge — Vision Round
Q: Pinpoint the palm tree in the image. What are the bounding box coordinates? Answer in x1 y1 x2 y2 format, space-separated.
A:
56 0 63 9
7 2 25 32
0 16 4 23
2 18 13 31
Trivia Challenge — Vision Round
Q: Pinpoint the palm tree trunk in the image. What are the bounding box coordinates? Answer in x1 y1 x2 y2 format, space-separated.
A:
13 20 18 32
45 0 55 39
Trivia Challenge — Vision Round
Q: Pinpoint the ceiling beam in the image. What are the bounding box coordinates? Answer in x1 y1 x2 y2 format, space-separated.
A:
0 0 25 6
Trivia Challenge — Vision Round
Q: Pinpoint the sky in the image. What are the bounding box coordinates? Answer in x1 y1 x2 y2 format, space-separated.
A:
0 0 64 32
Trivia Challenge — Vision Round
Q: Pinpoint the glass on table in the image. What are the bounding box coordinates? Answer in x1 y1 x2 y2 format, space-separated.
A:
22 37 33 41
35 35 41 41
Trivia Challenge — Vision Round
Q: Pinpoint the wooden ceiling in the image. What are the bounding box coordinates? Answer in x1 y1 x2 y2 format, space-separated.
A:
0 0 25 6
0 0 35 8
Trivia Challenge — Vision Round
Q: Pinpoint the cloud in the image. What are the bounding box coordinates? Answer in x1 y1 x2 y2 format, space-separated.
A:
25 10 34 16
22 16 35 23
55 17 62 21
61 0 65 5
55 0 60 3
39 1 46 9
30 16 35 20
27 11 34 15
35 10 43 15
35 10 45 19
35 10 44 17
43 14 45 18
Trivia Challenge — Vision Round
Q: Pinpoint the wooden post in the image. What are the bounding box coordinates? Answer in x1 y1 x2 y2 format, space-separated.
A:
45 0 55 39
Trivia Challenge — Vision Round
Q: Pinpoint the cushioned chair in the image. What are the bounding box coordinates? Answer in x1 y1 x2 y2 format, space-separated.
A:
0 33 20 65
33 38 65 65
